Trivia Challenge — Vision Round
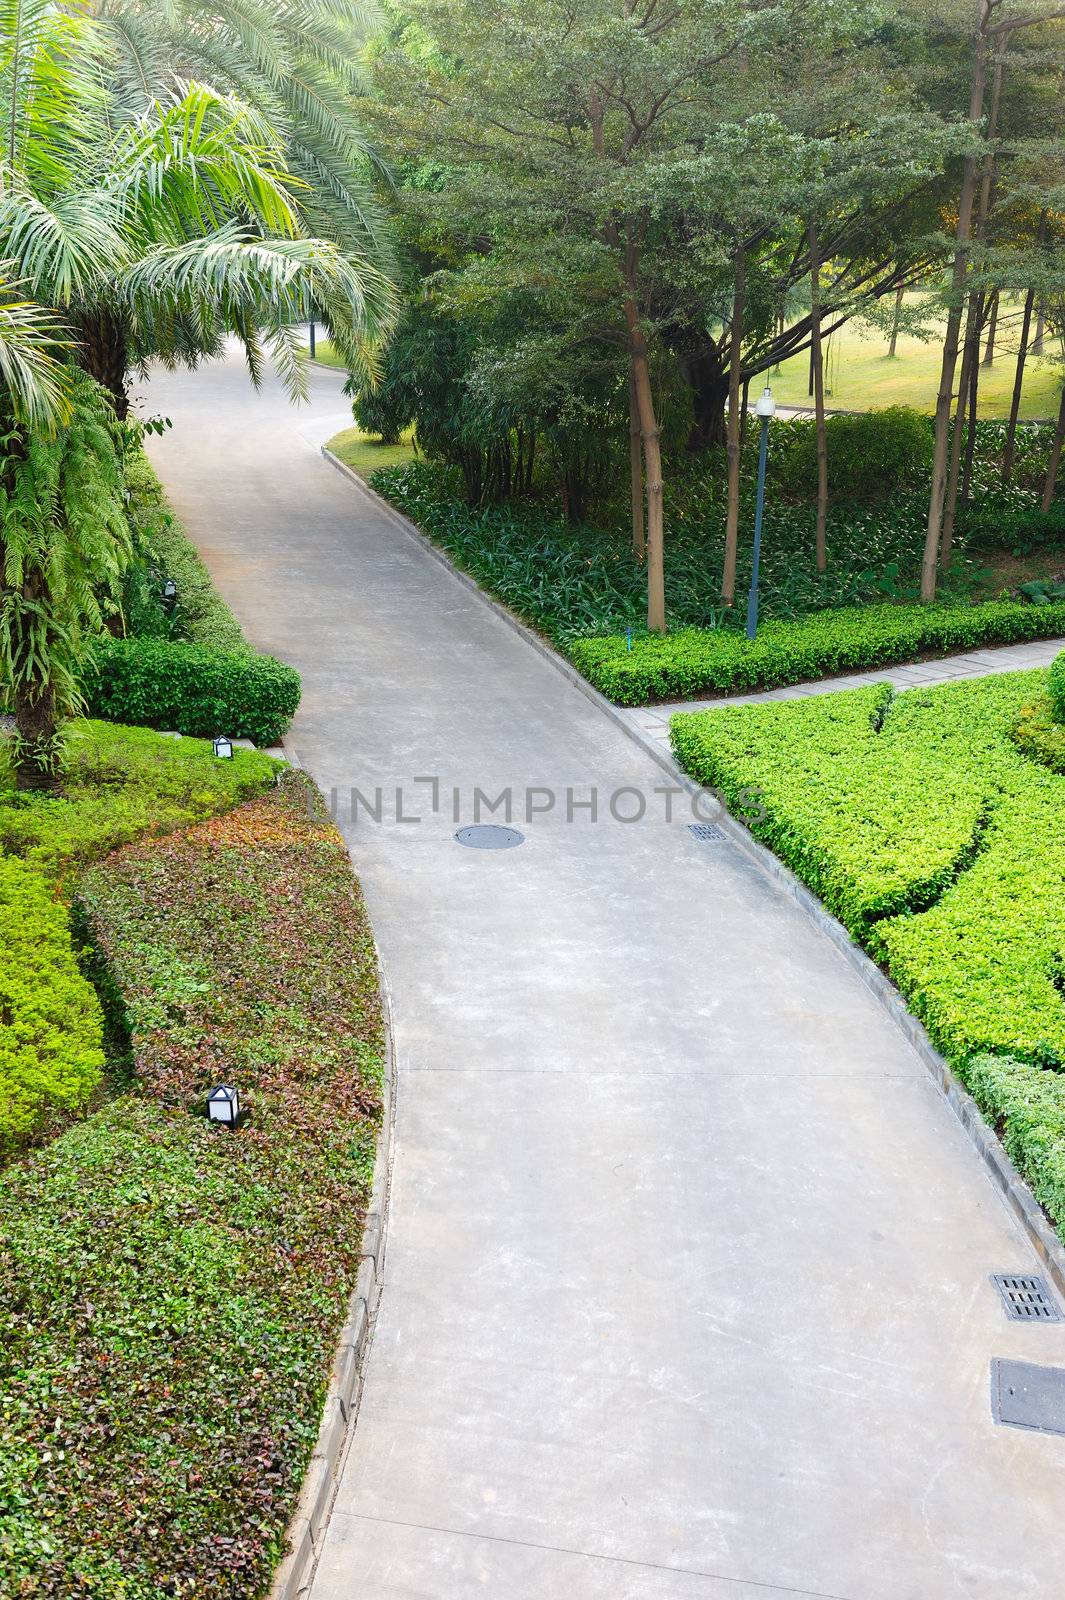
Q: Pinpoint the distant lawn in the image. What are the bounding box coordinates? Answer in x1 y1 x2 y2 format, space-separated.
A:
772 296 1060 419
327 424 417 476
308 336 347 369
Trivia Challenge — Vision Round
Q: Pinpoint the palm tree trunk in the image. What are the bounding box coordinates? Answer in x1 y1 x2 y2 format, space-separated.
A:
721 240 746 606
14 682 59 792
78 310 129 418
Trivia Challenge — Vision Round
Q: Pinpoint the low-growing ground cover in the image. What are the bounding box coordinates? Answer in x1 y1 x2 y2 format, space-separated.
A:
0 775 383 1599
671 665 1065 1231
328 423 417 477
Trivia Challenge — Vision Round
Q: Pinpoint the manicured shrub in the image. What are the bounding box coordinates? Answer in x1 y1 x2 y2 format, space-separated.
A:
773 407 934 501
0 778 383 1599
672 669 1065 1069
964 1055 1065 1236
0 855 104 1157
81 638 300 746
123 453 248 651
1050 648 1065 722
573 599 1065 705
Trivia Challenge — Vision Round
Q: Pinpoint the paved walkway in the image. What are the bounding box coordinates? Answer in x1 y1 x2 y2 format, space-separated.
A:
624 637 1065 759
146 353 1065 1600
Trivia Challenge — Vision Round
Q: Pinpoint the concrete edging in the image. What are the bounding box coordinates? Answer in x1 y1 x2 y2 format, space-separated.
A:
267 912 398 1600
321 444 1065 1306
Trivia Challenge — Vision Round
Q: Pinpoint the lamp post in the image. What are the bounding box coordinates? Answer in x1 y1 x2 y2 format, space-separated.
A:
745 384 776 641
308 317 316 361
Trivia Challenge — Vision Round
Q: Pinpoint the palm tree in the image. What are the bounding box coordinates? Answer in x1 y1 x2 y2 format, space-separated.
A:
0 1 396 414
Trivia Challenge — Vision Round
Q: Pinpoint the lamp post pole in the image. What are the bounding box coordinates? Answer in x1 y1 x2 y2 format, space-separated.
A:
745 385 776 641
308 317 316 361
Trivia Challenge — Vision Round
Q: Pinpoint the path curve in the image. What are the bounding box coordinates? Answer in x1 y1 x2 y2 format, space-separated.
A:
146 351 1065 1600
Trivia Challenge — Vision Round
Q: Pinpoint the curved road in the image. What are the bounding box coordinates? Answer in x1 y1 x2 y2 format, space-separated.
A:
146 351 1065 1600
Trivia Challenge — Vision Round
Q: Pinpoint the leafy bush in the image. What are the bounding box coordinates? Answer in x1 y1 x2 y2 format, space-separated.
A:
672 669 1065 1068
573 599 1065 705
123 453 248 652
956 496 1065 557
1011 695 1065 774
1051 649 1065 721
82 638 300 746
965 1055 1065 1236
772 407 934 501
0 855 104 1157
0 720 276 878
0 778 383 1599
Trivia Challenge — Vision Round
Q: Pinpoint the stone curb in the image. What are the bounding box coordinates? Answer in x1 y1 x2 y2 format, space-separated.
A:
321 444 1065 1305
267 944 397 1600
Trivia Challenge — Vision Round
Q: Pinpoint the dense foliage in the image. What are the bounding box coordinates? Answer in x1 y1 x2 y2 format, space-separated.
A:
82 639 300 747
671 670 1065 1068
0 776 383 1599
1051 648 1065 722
574 599 1065 705
772 406 934 501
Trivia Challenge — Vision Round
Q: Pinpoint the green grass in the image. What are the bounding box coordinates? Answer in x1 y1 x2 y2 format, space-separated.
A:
307 336 348 369
327 423 417 476
772 296 1061 419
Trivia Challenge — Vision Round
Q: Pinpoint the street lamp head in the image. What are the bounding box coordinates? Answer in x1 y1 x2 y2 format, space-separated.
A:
755 385 776 419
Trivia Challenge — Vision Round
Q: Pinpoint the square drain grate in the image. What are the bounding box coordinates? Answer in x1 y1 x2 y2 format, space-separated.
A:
991 1273 1063 1323
689 823 726 843
991 1359 1065 1436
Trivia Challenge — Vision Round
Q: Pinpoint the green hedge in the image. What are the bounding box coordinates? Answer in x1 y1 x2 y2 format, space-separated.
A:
0 856 104 1157
773 407 934 502
1011 693 1065 774
1051 649 1065 721
964 1055 1065 1236
573 599 1065 705
0 778 383 1599
672 669 1065 1068
124 453 248 652
82 638 300 746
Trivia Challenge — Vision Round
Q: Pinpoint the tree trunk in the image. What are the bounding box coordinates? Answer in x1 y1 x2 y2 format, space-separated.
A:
1032 305 1045 357
1003 285 1036 483
809 220 828 573
626 317 665 632
961 313 982 501
680 344 729 452
921 0 990 603
77 309 130 418
1041 385 1065 513
721 241 746 607
981 289 999 366
14 682 60 792
887 283 904 358
628 364 645 561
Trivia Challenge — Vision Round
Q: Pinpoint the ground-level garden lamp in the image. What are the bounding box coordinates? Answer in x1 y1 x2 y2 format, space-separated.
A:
213 735 233 760
745 384 776 641
161 577 178 608
207 1084 240 1127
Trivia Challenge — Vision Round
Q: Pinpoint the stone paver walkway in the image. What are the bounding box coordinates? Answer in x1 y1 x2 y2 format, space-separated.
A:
623 637 1065 756
146 352 1065 1600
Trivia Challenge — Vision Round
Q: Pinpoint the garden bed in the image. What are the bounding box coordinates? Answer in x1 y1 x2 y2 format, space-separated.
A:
671 664 1065 1239
0 774 383 1599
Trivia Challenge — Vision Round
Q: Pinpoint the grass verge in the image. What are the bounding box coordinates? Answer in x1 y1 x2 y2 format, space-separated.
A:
327 424 417 477
0 775 383 1599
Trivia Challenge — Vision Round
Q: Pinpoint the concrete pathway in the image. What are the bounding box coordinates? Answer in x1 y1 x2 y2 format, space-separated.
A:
624 636 1065 760
146 352 1065 1600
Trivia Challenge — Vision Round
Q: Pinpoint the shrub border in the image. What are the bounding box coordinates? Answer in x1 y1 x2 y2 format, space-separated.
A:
264 746 397 1600
323 444 1065 1310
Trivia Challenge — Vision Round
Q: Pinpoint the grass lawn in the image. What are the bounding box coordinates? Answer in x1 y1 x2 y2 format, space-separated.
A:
671 664 1065 1242
307 336 347 369
328 423 417 477
771 296 1061 418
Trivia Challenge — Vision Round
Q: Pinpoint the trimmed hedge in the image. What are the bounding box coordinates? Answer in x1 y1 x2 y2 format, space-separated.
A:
1051 648 1065 721
1011 694 1065 774
0 777 383 1598
82 638 301 747
965 1055 1065 1236
124 453 248 652
0 856 104 1157
572 599 1065 705
672 669 1065 1068
774 406 934 501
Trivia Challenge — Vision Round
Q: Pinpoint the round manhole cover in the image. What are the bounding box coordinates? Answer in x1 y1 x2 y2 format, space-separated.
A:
454 825 525 850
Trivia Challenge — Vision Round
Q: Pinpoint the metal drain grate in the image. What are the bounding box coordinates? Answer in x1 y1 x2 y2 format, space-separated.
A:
991 1273 1063 1322
991 1359 1065 1435
689 822 726 843
454 825 525 850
